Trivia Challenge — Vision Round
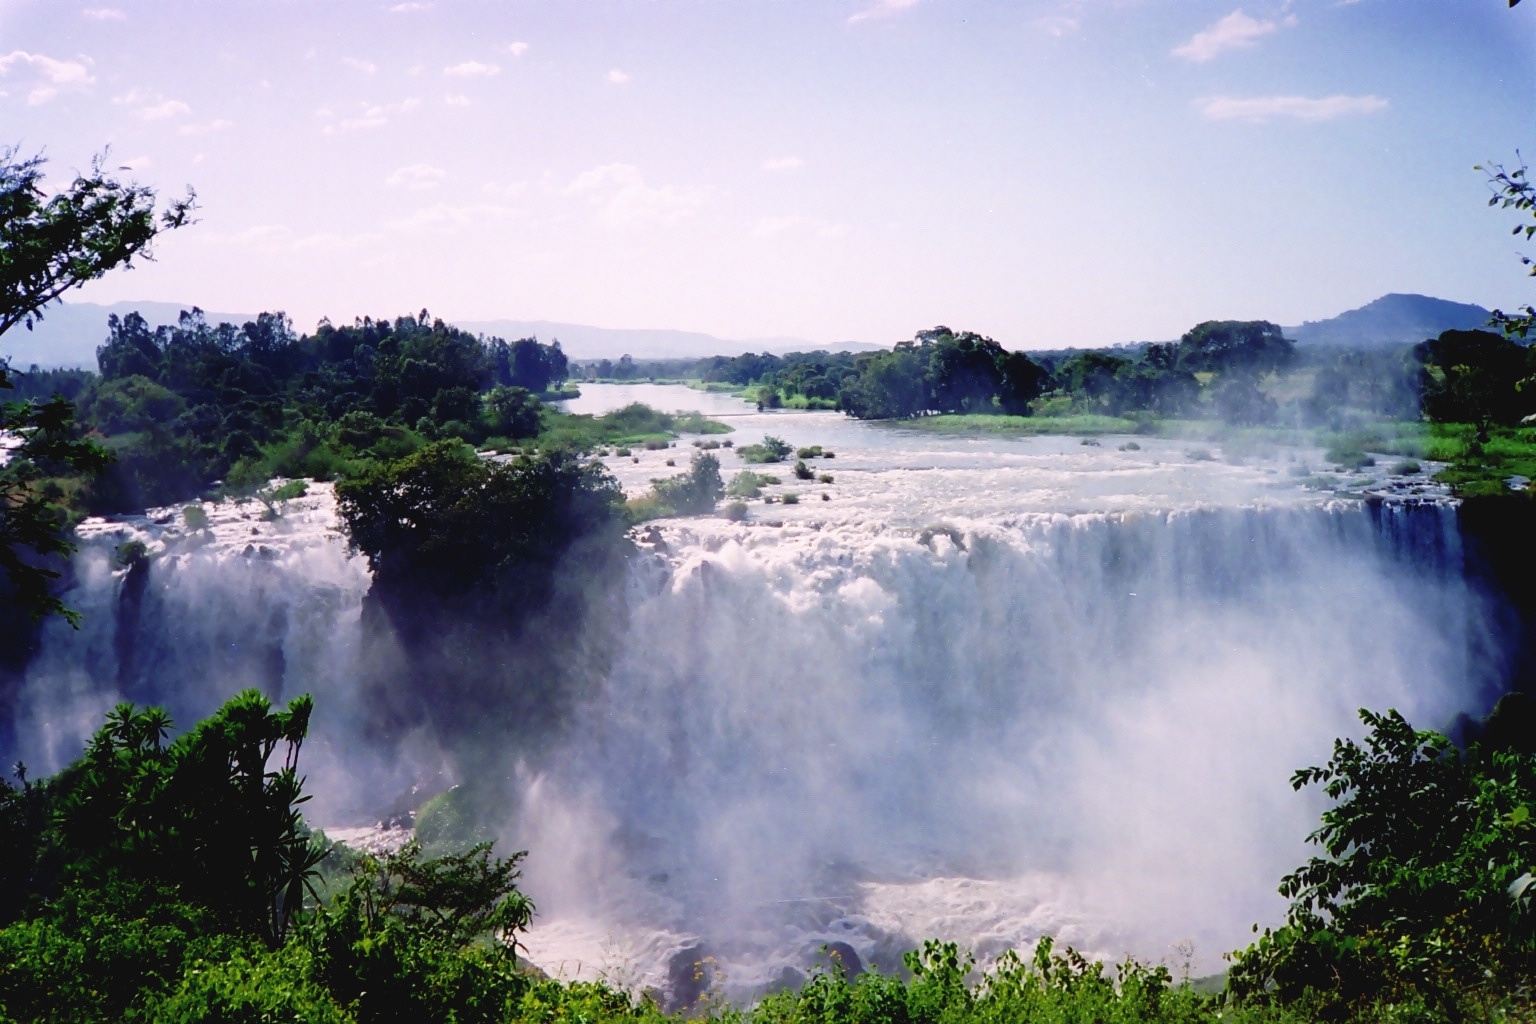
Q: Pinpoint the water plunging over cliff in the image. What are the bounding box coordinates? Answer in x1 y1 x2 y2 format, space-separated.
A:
2 387 1502 1000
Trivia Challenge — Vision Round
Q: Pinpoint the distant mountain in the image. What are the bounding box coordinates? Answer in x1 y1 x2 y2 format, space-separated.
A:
0 302 881 369
454 318 880 360
1285 293 1494 348
0 300 255 370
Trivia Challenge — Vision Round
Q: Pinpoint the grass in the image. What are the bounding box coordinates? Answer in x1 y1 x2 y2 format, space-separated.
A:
537 404 732 451
911 413 1143 436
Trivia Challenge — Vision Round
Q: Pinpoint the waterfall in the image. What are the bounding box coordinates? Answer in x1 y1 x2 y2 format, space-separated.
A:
1 483 1504 996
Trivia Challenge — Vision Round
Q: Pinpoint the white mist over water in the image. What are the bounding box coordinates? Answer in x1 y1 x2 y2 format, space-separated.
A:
5 385 1500 1000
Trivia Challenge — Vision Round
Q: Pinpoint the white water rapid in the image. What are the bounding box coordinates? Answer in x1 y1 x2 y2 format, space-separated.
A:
4 384 1503 1003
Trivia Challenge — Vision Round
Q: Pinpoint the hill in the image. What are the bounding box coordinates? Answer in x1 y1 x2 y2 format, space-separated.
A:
0 300 255 369
454 318 879 360
1285 293 1494 348
0 302 880 369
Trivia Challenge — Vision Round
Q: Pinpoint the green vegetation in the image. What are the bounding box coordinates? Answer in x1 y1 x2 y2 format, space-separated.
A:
628 452 725 521
728 470 778 498
1228 700 1536 1019
0 146 191 622
2 696 1532 1023
738 435 795 463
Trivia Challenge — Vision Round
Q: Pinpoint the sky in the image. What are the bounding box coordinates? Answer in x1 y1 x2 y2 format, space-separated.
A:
2 0 1535 348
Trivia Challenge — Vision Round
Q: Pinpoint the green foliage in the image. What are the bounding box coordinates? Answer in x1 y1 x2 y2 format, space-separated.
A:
794 459 814 480
1325 447 1375 471
728 471 767 498
1228 708 1536 1011
0 374 112 623
0 146 194 336
338 440 626 612
1417 330 1536 435
739 435 795 463
416 785 495 855
632 452 726 520
182 503 210 529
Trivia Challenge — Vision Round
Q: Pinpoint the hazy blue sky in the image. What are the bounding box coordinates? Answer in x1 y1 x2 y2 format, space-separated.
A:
3 0 1534 346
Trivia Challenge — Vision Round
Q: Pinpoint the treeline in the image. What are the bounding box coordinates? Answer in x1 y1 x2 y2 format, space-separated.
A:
571 320 1449 428
8 309 574 513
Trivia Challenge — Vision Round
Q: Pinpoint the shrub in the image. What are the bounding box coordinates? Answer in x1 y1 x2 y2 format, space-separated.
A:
818 473 834 484
723 501 748 521
794 460 814 480
1326 446 1375 470
1392 460 1422 475
739 435 794 463
781 492 799 504
615 447 631 456
182 504 210 530
637 452 725 519
796 446 823 459
728 474 762 498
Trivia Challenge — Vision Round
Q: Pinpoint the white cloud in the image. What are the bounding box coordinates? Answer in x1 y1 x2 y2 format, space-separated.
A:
344 57 378 74
482 180 529 199
763 156 805 172
82 8 126 20
562 163 709 227
1196 93 1388 122
113 87 190 120
325 97 421 133
141 98 190 120
444 60 500 78
1172 10 1294 63
1035 15 1079 37
847 0 919 26
444 93 470 107
389 2 430 11
508 41 529 58
388 203 523 231
386 163 447 190
606 68 630 85
0 50 95 105
179 118 233 136
751 214 848 239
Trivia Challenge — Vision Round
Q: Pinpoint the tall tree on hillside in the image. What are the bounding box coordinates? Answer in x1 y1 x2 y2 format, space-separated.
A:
0 148 194 621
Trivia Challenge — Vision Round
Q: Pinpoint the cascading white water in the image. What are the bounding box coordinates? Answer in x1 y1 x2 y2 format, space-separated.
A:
2 386 1504 1002
510 499 1493 995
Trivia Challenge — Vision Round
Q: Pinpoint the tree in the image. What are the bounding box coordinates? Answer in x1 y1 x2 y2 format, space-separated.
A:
1 148 193 621
1 147 194 336
1228 707 1536 1009
1480 159 1536 338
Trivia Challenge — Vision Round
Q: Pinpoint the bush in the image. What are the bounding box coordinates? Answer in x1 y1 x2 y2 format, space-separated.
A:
634 453 725 520
723 501 748 521
1392 460 1422 475
1326 447 1376 471
793 459 814 480
818 473 834 484
796 446 823 459
739 435 794 463
182 504 210 530
781 492 799 504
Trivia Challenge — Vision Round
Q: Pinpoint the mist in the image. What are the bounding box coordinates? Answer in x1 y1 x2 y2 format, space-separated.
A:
0 398 1506 1001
